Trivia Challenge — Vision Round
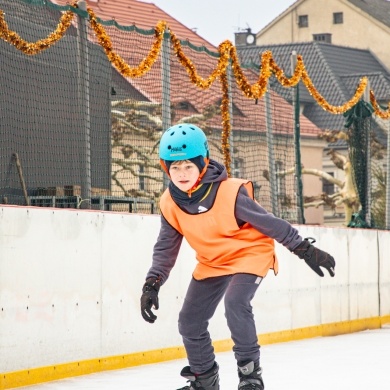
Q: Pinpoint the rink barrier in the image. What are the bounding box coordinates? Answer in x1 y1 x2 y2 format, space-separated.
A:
1 206 390 388
1 315 390 389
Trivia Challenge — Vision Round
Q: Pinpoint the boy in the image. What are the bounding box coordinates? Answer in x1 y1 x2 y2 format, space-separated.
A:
140 124 335 390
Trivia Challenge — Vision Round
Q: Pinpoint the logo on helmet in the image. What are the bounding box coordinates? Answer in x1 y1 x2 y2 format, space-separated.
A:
170 146 185 153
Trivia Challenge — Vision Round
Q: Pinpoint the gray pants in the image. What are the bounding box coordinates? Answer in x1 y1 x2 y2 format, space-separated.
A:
178 273 262 374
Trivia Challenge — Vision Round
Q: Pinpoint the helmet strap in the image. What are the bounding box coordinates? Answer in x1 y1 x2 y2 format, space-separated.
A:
159 159 170 177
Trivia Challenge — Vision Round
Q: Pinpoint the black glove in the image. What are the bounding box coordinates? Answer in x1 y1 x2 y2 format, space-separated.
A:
292 237 336 277
141 277 161 323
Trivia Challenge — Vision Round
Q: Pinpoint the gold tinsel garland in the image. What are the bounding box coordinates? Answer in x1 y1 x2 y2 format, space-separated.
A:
0 8 74 55
270 56 302 87
170 32 231 89
0 11 384 115
254 50 273 98
229 46 271 99
169 34 233 172
1 9 389 172
88 8 165 78
299 58 368 114
220 69 232 175
370 91 390 119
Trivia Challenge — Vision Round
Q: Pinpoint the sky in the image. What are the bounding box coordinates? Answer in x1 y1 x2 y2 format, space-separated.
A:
145 0 297 47
24 326 390 389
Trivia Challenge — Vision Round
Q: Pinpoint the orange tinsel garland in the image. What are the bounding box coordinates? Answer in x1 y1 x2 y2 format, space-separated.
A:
370 90 390 119
1 8 386 170
0 7 74 55
88 8 166 78
220 69 232 175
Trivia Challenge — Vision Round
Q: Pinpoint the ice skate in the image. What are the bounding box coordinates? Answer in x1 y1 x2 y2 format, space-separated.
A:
237 360 264 390
177 362 219 390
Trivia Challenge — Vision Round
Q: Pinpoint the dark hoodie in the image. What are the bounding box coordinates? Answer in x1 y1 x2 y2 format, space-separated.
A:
168 159 228 212
147 159 303 283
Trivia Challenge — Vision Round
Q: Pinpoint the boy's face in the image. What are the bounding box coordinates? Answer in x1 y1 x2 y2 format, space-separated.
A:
169 160 200 192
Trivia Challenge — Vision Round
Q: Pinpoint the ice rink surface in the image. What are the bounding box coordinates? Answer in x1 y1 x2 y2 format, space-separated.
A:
23 325 390 390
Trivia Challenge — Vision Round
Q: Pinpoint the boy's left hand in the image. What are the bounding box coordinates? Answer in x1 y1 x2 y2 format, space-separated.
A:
292 237 336 277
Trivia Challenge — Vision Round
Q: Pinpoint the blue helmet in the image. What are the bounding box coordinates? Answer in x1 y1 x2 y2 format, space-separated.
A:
159 123 209 161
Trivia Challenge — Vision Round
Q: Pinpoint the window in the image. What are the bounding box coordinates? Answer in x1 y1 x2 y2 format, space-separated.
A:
333 12 343 24
232 158 244 178
275 160 286 197
323 172 334 195
298 15 308 28
177 101 189 110
174 101 198 113
313 33 332 43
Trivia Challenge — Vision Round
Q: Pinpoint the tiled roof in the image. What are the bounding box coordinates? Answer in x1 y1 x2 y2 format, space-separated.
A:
53 0 215 49
238 41 390 131
342 72 390 101
347 0 390 29
111 54 320 137
50 0 321 137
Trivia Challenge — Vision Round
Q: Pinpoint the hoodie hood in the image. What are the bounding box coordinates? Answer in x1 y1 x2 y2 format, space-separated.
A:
168 159 228 208
200 159 228 184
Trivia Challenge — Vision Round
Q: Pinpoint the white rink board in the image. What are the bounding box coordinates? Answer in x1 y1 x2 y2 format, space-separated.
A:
0 206 389 373
378 230 390 316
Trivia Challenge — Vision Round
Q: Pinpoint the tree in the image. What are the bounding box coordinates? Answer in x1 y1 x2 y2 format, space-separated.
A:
111 100 163 199
110 99 220 200
266 128 385 226
274 148 359 224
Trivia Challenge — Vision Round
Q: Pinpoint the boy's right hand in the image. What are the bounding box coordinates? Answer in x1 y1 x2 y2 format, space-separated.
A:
140 277 161 323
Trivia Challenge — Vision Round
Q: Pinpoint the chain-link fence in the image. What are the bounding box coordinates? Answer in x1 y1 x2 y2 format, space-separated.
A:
1 0 389 228
0 0 112 209
0 0 296 218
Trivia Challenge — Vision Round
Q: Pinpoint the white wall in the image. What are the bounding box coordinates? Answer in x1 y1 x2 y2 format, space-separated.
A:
0 206 389 373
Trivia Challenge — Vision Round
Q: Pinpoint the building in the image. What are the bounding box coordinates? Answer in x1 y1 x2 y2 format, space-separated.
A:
237 41 390 226
238 41 390 131
48 0 326 224
248 0 390 71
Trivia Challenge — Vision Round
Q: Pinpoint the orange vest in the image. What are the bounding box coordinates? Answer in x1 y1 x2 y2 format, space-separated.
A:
160 178 278 280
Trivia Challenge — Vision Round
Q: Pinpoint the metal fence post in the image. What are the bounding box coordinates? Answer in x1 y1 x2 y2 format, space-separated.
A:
364 83 372 226
161 28 171 190
77 0 91 208
291 51 305 224
264 90 279 216
227 61 234 176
